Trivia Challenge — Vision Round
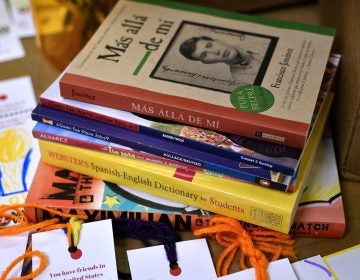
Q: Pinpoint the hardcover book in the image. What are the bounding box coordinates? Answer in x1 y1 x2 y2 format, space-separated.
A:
59 0 335 148
0 76 40 205
31 104 293 191
36 91 333 233
26 132 345 238
25 161 213 232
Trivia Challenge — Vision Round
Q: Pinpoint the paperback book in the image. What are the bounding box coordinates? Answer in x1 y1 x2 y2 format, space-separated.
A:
31 105 293 191
37 90 333 233
32 121 240 180
59 0 335 148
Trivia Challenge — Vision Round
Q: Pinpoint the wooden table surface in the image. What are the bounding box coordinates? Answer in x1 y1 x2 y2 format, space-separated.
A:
1 1 359 275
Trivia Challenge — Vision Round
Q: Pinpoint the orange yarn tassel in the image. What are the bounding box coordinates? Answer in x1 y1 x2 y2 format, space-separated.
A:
0 204 87 279
193 215 297 280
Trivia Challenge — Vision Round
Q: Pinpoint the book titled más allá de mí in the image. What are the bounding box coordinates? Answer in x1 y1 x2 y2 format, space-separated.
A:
59 0 335 148
36 90 333 233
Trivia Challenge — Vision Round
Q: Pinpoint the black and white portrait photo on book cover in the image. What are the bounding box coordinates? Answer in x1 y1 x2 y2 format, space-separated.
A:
151 21 278 93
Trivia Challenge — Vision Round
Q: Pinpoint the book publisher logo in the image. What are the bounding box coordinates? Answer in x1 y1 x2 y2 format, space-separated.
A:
230 85 274 113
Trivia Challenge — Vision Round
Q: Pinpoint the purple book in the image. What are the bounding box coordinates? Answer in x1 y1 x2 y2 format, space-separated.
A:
32 104 294 191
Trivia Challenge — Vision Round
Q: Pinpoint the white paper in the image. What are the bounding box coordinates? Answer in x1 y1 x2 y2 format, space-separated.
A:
0 0 25 62
0 76 39 204
323 244 360 280
292 255 334 279
0 231 29 278
127 238 217 279
31 219 118 280
218 258 298 280
8 0 36 38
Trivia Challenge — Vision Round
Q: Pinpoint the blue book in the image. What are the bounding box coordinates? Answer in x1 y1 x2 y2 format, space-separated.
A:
31 104 294 191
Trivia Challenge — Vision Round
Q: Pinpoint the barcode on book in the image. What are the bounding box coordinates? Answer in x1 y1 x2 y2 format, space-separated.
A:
250 208 283 228
255 131 285 143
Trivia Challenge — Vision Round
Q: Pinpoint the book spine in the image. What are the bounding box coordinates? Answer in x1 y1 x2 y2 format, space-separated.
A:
289 222 345 238
240 221 345 239
32 106 290 191
60 75 307 149
26 206 345 238
26 207 214 232
38 140 292 233
32 127 220 177
39 97 296 175
39 97 140 131
27 206 345 238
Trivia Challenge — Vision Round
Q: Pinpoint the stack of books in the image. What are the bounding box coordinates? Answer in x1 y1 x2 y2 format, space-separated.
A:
26 0 341 235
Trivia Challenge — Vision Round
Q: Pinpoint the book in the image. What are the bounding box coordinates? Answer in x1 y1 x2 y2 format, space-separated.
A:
31 104 293 191
37 91 333 233
26 129 346 238
0 76 40 205
59 0 335 148
32 121 232 179
39 53 340 176
289 132 345 238
41 73 301 176
25 161 213 231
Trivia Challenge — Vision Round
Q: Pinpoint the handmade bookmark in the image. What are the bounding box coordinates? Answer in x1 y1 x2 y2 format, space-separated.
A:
31 219 118 280
127 238 218 279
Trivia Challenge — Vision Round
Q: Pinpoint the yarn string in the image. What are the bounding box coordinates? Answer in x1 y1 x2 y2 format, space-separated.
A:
0 250 48 280
112 218 179 270
68 216 84 252
193 215 297 280
0 204 87 279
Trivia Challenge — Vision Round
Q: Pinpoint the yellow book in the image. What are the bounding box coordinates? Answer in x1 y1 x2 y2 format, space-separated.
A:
38 92 333 233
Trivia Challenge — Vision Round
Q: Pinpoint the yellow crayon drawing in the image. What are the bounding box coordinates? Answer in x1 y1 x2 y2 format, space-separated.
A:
0 128 32 194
